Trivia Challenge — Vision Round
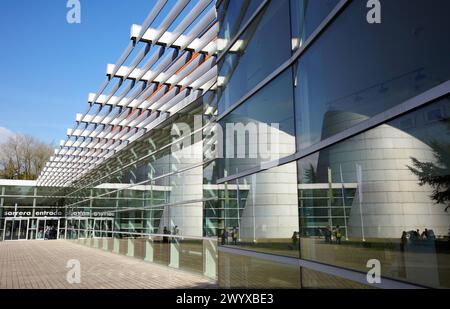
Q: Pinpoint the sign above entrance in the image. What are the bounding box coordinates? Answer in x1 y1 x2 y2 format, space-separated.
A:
4 211 32 217
4 210 64 217
3 210 114 218
36 210 64 217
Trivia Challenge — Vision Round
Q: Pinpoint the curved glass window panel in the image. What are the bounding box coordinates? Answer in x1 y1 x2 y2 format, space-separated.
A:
220 162 299 258
219 69 296 178
295 0 450 150
217 0 291 114
297 97 450 288
203 199 221 237
169 165 203 206
219 250 301 288
290 0 340 51
217 0 264 52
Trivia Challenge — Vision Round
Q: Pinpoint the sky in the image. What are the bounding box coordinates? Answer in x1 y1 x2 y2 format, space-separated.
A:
0 0 154 145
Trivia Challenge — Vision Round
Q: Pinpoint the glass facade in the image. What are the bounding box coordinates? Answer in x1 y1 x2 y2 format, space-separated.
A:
219 69 296 178
0 181 66 241
214 0 450 289
61 99 208 239
296 98 450 288
1 0 449 289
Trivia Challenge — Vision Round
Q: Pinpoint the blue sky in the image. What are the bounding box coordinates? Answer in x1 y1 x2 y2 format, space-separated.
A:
0 0 154 145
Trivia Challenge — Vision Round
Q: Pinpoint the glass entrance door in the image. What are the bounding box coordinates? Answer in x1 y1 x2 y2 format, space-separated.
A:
36 218 60 240
3 218 28 241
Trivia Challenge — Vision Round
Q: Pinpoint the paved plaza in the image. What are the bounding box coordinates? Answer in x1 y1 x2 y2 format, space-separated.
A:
0 240 217 289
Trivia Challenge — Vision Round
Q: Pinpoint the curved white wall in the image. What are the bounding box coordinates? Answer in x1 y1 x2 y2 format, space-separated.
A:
321 123 450 239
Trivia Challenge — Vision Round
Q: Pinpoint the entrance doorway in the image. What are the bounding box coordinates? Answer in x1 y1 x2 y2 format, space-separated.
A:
3 218 28 241
36 218 60 240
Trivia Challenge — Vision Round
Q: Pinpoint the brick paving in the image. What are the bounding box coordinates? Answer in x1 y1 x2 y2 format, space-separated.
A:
0 240 216 289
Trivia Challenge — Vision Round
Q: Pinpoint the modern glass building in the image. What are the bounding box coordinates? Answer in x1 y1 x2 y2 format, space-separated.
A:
1 0 450 289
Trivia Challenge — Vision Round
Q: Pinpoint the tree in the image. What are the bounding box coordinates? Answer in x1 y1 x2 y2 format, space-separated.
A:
408 118 450 212
304 163 317 183
0 133 53 180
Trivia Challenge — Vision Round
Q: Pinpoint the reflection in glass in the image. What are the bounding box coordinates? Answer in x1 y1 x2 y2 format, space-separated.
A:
219 70 296 178
219 250 301 288
220 162 299 258
217 0 291 113
301 268 372 289
297 98 450 288
290 0 339 51
294 0 450 150
217 0 264 52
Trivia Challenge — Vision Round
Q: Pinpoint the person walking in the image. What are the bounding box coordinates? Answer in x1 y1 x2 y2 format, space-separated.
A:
334 226 342 244
50 226 57 240
400 231 408 278
220 230 225 245
291 231 299 250
325 226 332 243
400 231 408 252
163 226 170 243
421 228 429 240
44 226 49 240
413 229 420 240
231 228 238 245
222 229 229 245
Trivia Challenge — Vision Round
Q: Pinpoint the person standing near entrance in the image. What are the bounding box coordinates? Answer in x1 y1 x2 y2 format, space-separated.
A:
44 226 49 240
50 226 57 239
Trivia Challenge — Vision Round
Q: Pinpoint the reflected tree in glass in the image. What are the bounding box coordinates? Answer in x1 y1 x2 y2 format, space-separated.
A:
409 118 450 212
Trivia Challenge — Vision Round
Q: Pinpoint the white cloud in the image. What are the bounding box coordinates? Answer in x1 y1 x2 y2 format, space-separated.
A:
0 127 14 144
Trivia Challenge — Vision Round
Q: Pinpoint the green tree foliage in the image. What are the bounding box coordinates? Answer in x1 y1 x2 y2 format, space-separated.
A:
408 119 450 212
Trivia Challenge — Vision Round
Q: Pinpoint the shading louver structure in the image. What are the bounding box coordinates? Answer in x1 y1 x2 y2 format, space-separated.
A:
37 0 218 187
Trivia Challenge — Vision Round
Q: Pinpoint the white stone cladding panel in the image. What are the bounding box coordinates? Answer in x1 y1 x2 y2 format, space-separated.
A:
321 124 450 238
238 162 299 240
